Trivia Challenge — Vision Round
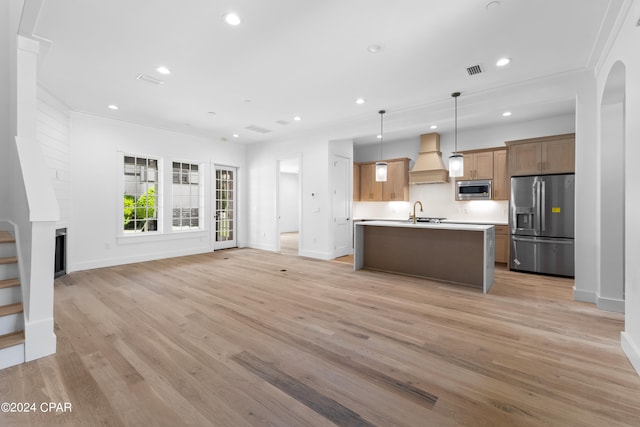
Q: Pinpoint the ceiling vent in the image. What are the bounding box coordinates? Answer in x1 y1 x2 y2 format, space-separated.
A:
466 64 483 76
244 124 272 134
136 73 164 85
276 120 290 126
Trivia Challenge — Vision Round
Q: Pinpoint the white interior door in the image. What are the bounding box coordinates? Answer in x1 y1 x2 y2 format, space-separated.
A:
214 166 237 250
333 155 352 257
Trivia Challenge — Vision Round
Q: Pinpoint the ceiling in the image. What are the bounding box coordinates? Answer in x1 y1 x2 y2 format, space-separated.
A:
31 0 620 145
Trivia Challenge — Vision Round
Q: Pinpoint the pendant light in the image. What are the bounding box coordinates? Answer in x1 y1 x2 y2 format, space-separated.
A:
375 109 387 182
448 92 464 178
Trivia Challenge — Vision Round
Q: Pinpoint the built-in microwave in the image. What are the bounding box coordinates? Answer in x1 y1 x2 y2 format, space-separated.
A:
456 180 492 200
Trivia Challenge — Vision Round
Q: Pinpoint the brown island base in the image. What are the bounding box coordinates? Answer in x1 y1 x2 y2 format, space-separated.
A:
354 221 495 293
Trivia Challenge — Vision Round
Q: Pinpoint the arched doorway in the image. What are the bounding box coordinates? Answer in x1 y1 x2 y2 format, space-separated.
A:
598 61 626 312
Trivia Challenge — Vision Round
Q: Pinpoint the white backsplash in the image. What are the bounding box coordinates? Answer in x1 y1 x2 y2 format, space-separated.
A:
354 181 508 223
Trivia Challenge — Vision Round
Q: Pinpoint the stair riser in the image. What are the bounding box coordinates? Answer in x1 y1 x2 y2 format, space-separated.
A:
0 264 18 281
0 286 21 306
0 244 16 259
0 313 24 336
0 343 25 370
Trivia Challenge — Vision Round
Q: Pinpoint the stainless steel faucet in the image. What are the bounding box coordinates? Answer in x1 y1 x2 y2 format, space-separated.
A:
412 201 423 224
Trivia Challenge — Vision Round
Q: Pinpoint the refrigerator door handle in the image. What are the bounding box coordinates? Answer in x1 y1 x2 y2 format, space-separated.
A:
512 236 573 245
541 180 546 232
534 181 541 232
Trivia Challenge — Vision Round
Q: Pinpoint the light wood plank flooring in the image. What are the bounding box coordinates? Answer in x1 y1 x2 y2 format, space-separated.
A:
1 248 639 426
280 232 299 256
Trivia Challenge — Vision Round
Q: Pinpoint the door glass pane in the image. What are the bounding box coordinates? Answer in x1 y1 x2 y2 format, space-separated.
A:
215 167 236 243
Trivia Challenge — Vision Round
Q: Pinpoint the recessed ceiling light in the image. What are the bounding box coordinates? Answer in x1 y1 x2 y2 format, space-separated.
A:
224 12 241 26
156 66 171 75
293 116 301 121
232 133 239 138
496 58 511 67
367 44 382 54
502 111 512 117
108 104 119 110
356 98 366 105
430 125 438 129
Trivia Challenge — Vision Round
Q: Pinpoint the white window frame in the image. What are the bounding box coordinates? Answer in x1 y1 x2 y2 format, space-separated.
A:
171 160 203 232
119 152 162 236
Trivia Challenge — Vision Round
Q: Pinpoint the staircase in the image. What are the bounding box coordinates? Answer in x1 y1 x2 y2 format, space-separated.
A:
0 230 25 370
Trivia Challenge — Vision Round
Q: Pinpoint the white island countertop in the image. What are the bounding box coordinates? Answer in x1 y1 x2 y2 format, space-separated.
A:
359 220 494 232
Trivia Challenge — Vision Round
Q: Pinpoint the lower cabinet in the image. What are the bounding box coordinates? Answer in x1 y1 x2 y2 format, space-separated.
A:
495 225 509 264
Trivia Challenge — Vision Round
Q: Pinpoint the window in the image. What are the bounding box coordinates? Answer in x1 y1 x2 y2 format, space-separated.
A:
123 156 158 233
172 162 200 230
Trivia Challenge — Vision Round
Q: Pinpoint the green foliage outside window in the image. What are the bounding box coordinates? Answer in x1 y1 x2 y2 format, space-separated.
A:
124 187 156 231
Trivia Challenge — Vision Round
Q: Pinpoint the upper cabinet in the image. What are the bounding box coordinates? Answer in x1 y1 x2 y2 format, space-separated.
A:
353 163 361 201
459 151 494 181
492 149 509 201
358 162 382 201
455 148 509 201
354 158 409 202
506 133 575 176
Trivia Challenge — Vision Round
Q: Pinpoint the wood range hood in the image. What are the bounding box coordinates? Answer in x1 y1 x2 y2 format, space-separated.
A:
409 133 450 184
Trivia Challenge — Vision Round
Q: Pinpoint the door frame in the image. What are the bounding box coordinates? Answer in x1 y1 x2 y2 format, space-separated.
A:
213 164 238 250
275 155 302 253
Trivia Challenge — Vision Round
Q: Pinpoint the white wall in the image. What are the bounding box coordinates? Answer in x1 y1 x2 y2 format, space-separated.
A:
37 87 71 228
246 136 332 259
593 0 640 375
0 1 13 220
354 114 575 222
68 113 246 272
278 172 299 233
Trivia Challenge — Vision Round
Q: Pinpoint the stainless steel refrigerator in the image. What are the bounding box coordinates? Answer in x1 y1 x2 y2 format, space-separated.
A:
510 174 575 277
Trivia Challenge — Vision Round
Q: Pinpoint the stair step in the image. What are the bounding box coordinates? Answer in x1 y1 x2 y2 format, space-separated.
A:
0 232 16 244
0 330 25 350
0 302 23 317
0 278 20 289
0 257 18 265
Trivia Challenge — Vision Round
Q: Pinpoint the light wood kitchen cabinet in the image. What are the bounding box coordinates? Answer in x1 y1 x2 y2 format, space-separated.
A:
459 151 494 180
359 162 382 201
455 148 509 201
382 158 410 201
353 163 360 201
495 224 509 264
356 158 409 201
507 133 575 176
492 149 509 200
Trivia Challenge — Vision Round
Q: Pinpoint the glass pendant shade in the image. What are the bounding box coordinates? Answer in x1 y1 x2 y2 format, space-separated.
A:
375 109 387 182
448 154 464 178
375 161 388 182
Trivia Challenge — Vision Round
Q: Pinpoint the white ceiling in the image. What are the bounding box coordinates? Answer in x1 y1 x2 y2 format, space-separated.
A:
31 0 620 145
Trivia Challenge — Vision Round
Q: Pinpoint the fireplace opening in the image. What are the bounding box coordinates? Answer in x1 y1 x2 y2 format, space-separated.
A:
55 228 66 278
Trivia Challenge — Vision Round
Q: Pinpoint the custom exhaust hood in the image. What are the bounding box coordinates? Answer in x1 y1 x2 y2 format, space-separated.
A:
409 133 450 184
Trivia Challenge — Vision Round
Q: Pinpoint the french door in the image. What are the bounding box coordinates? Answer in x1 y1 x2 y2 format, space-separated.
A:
214 166 237 250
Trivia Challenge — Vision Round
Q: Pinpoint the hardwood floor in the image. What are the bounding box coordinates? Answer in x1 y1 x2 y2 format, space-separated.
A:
280 232 298 256
1 248 639 426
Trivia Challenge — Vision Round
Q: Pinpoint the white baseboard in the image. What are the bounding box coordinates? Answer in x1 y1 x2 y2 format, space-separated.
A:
299 249 333 260
597 296 625 313
573 288 596 304
246 242 277 252
68 246 214 273
621 332 640 377
25 317 56 362
0 343 25 370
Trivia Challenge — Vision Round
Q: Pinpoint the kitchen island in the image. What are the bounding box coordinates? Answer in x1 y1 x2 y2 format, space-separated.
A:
354 221 495 293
